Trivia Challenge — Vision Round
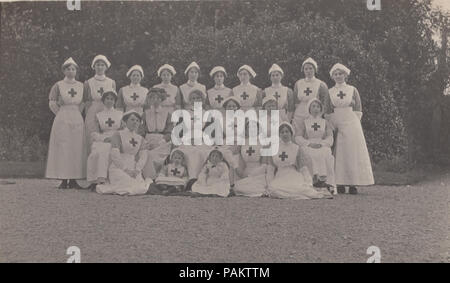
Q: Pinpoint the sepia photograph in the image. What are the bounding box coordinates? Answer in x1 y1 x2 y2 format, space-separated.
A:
0 0 449 268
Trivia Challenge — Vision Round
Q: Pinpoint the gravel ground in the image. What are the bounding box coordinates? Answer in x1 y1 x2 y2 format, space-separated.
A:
0 174 448 263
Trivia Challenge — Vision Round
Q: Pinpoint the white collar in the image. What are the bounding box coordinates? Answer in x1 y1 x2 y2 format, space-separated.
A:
240 82 251 87
187 80 197 87
130 83 140 88
124 127 137 134
335 82 347 88
103 106 115 112
214 84 225 90
94 74 106 81
271 83 282 88
305 76 316 82
63 77 76 84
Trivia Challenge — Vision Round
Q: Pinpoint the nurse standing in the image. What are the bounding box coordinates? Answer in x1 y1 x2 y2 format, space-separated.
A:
179 62 206 109
84 55 116 152
328 63 374 194
206 66 232 110
116 65 148 115
46 57 86 189
152 64 181 113
263 64 295 121
231 65 263 111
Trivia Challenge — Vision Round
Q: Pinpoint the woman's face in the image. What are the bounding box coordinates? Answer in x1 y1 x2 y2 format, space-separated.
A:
303 64 315 79
126 114 141 131
270 71 282 85
279 126 292 143
209 151 222 165
172 152 184 166
238 70 251 84
188 68 199 82
191 93 203 104
214 72 225 86
129 70 142 85
332 69 347 84
148 93 162 106
160 70 172 84
264 100 278 111
224 100 239 111
64 65 77 79
309 101 322 117
94 61 107 76
103 94 116 109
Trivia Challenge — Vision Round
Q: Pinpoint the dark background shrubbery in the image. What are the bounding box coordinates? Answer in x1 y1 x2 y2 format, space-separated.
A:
0 0 449 167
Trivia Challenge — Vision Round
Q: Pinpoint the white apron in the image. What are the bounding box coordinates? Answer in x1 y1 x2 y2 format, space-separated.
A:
329 84 374 186
293 78 321 130
268 141 331 199
235 143 268 197
46 80 86 179
121 84 148 115
85 77 115 152
232 83 259 111
303 117 335 186
192 161 230 197
96 129 151 195
86 109 123 182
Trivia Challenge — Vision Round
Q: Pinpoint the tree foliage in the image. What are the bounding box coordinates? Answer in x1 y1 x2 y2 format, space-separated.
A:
0 0 448 163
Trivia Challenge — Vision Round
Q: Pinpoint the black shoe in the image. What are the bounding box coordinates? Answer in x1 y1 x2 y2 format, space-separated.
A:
58 180 68 190
68 180 84 190
317 180 328 188
87 183 97 192
228 188 236 197
349 186 358 195
337 186 346 194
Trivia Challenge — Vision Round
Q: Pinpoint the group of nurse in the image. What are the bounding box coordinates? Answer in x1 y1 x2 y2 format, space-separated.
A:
45 54 374 199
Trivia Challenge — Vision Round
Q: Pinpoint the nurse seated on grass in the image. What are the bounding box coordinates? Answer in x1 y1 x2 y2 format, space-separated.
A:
96 110 152 196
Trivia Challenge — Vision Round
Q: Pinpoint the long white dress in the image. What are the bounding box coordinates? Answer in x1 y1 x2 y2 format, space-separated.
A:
295 116 335 186
96 129 151 195
268 141 331 199
235 143 268 197
329 83 374 186
191 161 230 197
46 79 87 179
86 108 123 182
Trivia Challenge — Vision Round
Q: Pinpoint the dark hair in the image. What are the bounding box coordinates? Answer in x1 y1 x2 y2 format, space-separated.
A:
204 149 231 170
101 91 117 103
122 112 142 122
279 124 293 136
147 87 167 101
308 100 323 113
222 98 240 109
